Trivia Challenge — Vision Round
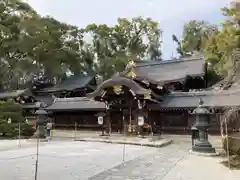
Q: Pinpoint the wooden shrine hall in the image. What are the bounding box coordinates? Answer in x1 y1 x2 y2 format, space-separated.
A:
85 56 211 134
2 56 240 134
47 56 240 134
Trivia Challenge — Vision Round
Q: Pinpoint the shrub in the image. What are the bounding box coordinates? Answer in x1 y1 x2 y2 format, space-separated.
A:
0 100 35 138
21 123 35 137
223 136 240 156
0 122 18 137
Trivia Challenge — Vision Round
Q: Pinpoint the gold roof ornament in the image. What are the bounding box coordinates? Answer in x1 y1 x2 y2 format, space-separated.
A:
125 59 136 70
125 59 137 78
141 80 149 86
113 85 122 95
126 70 136 78
157 85 163 89
144 93 151 100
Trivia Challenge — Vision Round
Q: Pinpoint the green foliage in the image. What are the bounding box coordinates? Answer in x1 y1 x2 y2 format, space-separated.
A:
0 100 34 138
176 7 239 80
20 123 35 137
0 100 23 123
206 69 222 87
173 20 218 57
223 136 240 156
85 17 162 80
0 1 163 88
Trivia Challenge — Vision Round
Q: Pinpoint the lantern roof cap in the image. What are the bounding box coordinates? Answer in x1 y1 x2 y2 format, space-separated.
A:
35 109 48 115
192 98 211 114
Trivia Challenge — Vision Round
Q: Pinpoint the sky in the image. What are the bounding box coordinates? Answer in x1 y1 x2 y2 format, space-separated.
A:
27 0 230 59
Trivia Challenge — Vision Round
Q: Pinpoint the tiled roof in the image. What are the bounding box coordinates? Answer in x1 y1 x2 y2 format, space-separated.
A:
134 57 205 84
34 95 55 106
161 89 240 108
88 76 150 99
43 74 96 92
46 97 105 111
0 89 28 100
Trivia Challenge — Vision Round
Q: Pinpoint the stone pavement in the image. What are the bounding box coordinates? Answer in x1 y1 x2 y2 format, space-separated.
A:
0 139 239 180
0 139 30 151
52 130 224 149
89 143 240 180
0 139 48 151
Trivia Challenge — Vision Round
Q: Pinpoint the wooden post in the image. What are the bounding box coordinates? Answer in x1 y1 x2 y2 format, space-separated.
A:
129 101 132 133
108 117 112 134
34 133 40 180
225 117 230 169
123 114 127 136
18 120 21 148
122 117 126 162
74 121 77 140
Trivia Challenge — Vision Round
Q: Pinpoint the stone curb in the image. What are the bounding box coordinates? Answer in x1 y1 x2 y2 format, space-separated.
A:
74 138 173 148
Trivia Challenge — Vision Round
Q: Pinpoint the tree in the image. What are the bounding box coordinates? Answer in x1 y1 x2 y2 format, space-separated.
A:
0 1 163 88
114 17 162 60
0 0 38 90
0 0 87 89
203 7 239 77
0 100 34 138
173 20 218 57
174 7 239 86
85 17 163 80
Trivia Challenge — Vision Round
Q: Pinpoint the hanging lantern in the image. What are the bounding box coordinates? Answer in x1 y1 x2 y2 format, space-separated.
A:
138 116 144 126
98 116 104 125
128 124 132 132
113 85 122 95
7 118 12 124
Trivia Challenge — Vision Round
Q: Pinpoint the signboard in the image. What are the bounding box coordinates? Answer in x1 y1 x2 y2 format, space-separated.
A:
98 116 103 125
138 116 144 126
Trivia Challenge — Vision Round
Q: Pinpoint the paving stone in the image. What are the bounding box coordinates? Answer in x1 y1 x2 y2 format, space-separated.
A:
0 138 239 180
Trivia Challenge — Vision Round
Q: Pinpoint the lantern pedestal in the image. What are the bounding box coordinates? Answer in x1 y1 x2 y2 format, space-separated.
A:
192 128 216 153
36 125 46 139
192 141 216 153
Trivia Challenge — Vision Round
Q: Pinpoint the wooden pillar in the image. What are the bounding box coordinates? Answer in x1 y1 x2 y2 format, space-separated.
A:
108 117 112 134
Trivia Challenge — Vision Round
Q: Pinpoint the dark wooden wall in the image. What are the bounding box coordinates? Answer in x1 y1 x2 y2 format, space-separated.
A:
53 111 100 130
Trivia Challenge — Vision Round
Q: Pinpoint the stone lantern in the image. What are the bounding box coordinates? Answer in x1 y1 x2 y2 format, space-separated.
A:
35 105 48 138
191 99 216 153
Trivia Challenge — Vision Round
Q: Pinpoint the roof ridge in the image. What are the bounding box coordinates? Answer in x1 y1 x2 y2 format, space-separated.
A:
136 57 204 68
54 97 90 102
168 88 240 97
